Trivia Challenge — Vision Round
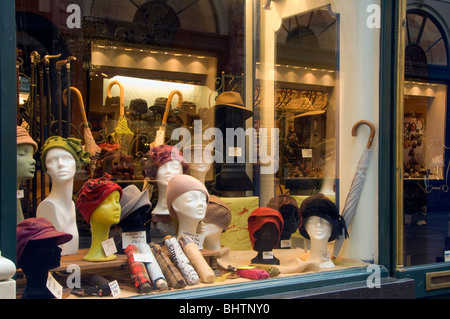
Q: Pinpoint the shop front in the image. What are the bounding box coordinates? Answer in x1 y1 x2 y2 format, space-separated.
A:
1 0 448 300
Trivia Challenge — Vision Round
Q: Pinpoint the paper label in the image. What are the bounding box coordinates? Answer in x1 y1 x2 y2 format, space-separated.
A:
17 190 24 199
122 231 147 249
445 250 450 262
46 272 63 299
133 253 153 263
302 149 313 158
109 280 121 298
280 239 291 248
263 251 274 259
180 231 205 249
228 146 242 157
102 237 117 257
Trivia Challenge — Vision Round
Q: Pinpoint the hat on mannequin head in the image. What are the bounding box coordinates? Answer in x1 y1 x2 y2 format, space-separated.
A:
144 144 188 180
247 207 284 248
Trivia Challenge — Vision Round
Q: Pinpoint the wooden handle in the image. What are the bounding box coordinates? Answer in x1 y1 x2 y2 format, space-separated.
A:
352 120 375 149
63 87 88 125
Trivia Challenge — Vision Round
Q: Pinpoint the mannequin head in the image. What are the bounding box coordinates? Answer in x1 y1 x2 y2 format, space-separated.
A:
119 184 151 231
17 144 36 182
156 160 184 186
17 126 37 183
247 207 284 251
144 145 188 183
304 215 333 242
90 190 121 227
298 193 347 242
76 173 123 225
198 195 231 250
166 174 209 237
41 135 90 174
44 148 77 183
267 195 300 241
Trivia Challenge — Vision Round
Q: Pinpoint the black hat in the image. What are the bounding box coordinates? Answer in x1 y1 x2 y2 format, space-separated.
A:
298 194 348 242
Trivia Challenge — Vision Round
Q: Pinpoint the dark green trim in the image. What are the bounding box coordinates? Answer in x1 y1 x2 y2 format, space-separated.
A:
378 0 402 275
0 0 17 264
128 267 388 299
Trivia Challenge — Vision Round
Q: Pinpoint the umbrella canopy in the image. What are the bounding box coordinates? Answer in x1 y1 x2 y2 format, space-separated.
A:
332 120 375 258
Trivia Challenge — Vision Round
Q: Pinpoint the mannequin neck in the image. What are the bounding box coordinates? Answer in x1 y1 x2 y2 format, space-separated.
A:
21 267 54 299
153 182 168 215
47 178 74 205
177 217 202 239
308 238 332 265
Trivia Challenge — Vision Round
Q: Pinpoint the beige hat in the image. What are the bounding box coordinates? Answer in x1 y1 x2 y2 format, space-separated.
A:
202 195 231 231
17 126 37 153
166 174 209 219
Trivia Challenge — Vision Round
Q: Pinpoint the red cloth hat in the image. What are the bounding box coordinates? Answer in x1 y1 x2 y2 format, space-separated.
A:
16 217 73 264
144 145 188 180
247 207 284 248
76 173 123 224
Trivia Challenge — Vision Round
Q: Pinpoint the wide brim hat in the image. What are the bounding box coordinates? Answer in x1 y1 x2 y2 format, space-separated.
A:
120 184 151 220
247 207 284 248
17 126 38 153
211 91 253 121
16 217 73 264
166 174 209 219
298 193 348 242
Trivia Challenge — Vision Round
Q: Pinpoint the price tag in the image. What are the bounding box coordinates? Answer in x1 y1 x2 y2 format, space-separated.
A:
46 272 63 299
263 251 274 259
280 239 291 248
228 146 242 157
302 149 313 158
108 280 121 298
102 237 117 257
122 231 147 249
445 250 450 262
133 253 153 263
180 231 205 250
17 190 24 199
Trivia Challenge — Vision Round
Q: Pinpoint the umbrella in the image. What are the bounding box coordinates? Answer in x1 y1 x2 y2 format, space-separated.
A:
149 89 183 149
107 80 134 154
332 120 375 258
63 86 101 176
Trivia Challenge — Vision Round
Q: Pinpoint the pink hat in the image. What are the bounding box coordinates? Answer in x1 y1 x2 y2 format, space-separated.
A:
17 217 72 264
17 126 37 153
76 173 123 223
166 174 209 219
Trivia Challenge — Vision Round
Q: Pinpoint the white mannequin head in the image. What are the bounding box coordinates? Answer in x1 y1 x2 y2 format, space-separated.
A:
156 160 184 186
304 215 333 241
44 148 76 183
172 190 207 238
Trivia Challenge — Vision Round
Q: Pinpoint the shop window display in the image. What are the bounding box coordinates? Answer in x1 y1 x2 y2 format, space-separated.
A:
13 0 379 299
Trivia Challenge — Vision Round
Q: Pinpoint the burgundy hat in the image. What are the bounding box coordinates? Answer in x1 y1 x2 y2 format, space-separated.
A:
16 217 73 264
247 207 284 248
144 145 189 180
166 174 209 219
76 173 123 224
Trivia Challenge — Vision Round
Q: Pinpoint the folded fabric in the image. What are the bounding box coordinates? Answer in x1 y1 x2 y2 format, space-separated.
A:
236 267 270 280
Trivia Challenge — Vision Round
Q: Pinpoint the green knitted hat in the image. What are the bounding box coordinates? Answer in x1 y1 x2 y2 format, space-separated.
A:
40 136 91 172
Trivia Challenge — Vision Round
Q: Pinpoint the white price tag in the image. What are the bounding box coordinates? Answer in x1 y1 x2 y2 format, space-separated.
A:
46 272 63 299
17 190 24 199
180 231 205 250
102 237 117 257
263 251 274 259
228 146 242 157
280 239 291 248
445 250 450 262
133 253 153 263
108 280 121 298
122 231 147 249
302 149 313 158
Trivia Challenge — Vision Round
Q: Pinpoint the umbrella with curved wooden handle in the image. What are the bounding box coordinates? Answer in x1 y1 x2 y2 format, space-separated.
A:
332 120 376 258
63 87 101 177
107 80 125 118
150 89 183 149
106 80 133 152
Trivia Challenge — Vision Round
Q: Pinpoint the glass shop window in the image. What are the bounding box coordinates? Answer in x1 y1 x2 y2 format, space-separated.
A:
402 9 450 267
